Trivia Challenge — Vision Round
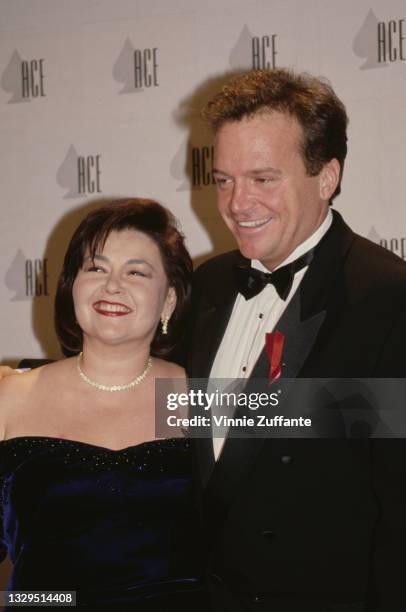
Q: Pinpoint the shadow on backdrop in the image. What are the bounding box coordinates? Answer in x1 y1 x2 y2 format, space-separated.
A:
29 197 115 360
174 70 244 269
14 71 248 361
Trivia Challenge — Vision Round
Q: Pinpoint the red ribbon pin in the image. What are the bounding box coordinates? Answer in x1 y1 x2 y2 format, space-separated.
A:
265 331 285 384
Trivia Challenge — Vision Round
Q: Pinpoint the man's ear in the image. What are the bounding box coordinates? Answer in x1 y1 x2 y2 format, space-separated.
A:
319 158 340 201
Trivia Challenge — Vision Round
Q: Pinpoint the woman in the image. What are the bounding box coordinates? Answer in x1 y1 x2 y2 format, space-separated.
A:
0 199 207 610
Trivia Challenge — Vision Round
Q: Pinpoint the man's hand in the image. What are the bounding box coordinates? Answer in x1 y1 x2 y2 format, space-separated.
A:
0 366 20 381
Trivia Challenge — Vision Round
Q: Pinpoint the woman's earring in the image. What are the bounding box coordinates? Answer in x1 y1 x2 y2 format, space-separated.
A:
161 315 169 335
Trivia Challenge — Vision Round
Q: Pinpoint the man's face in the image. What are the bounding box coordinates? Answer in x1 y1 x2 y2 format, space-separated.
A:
213 111 337 270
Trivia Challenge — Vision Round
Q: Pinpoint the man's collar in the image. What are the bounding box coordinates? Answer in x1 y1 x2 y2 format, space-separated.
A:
252 208 333 273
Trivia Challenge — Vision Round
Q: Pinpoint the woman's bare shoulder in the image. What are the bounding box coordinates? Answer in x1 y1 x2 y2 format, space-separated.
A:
0 369 39 439
0 367 39 400
0 361 68 440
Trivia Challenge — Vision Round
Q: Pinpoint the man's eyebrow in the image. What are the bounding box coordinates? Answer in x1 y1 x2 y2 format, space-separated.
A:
249 167 282 175
212 167 282 176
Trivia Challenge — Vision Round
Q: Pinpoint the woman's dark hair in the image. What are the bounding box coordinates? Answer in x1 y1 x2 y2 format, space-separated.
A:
55 198 192 358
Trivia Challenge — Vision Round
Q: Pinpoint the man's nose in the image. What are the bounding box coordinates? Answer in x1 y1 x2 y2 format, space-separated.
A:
229 181 252 214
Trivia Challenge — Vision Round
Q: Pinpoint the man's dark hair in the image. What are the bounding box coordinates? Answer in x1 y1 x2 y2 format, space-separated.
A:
202 68 348 201
55 198 192 358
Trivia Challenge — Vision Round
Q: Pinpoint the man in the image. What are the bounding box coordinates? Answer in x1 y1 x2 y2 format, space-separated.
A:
187 69 406 611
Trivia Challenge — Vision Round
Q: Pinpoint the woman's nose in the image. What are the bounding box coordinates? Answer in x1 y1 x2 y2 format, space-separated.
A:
103 272 123 294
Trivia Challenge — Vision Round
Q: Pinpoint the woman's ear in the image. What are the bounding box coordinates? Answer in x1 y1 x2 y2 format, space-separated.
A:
162 287 177 320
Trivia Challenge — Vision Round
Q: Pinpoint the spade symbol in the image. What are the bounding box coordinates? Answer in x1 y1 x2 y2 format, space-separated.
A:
170 139 192 191
229 25 254 70
1 50 30 103
56 145 81 199
353 9 388 70
112 37 143 94
4 249 31 301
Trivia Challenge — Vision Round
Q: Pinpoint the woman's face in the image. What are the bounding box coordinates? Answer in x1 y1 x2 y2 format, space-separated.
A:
72 229 176 349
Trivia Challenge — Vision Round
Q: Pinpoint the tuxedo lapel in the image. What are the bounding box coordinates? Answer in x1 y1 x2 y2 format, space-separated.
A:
299 210 354 323
189 299 235 380
248 290 326 380
249 210 356 381
188 252 244 491
189 251 242 379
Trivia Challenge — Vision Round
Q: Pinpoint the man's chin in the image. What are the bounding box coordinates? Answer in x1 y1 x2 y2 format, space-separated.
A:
238 241 268 262
237 243 281 270
234 227 278 262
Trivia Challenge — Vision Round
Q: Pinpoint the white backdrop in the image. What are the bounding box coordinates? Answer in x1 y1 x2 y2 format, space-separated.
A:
1 0 405 364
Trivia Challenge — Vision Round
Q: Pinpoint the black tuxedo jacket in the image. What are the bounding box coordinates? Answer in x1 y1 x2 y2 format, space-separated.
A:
187 211 406 612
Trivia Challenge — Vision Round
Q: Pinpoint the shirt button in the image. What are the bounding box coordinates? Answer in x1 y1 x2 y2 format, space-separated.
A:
281 455 291 464
209 573 224 585
260 529 276 538
252 594 265 604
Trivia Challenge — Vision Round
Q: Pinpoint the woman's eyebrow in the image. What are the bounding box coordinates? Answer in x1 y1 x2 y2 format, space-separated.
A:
84 254 155 270
126 258 154 270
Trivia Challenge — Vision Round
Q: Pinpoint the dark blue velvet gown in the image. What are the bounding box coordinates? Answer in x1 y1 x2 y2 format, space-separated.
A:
0 437 208 610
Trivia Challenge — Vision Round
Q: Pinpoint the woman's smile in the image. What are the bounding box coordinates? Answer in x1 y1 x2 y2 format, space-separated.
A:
92 300 132 316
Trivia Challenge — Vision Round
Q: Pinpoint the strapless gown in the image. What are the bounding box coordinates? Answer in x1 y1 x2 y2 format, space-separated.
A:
0 437 208 610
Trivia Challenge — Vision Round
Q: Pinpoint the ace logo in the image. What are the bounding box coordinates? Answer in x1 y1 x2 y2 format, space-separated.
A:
57 146 102 199
5 251 49 301
1 51 46 102
113 38 159 93
353 10 405 68
230 26 278 70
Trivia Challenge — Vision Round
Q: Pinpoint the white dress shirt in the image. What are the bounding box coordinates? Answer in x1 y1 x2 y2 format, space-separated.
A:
210 209 333 459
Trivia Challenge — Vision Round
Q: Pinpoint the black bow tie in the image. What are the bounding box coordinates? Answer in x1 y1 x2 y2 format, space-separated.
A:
235 248 315 301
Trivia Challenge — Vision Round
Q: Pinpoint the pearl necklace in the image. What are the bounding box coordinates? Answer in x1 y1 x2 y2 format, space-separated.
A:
76 352 153 392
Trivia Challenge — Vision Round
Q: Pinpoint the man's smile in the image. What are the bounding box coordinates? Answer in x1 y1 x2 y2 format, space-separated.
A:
236 216 272 229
